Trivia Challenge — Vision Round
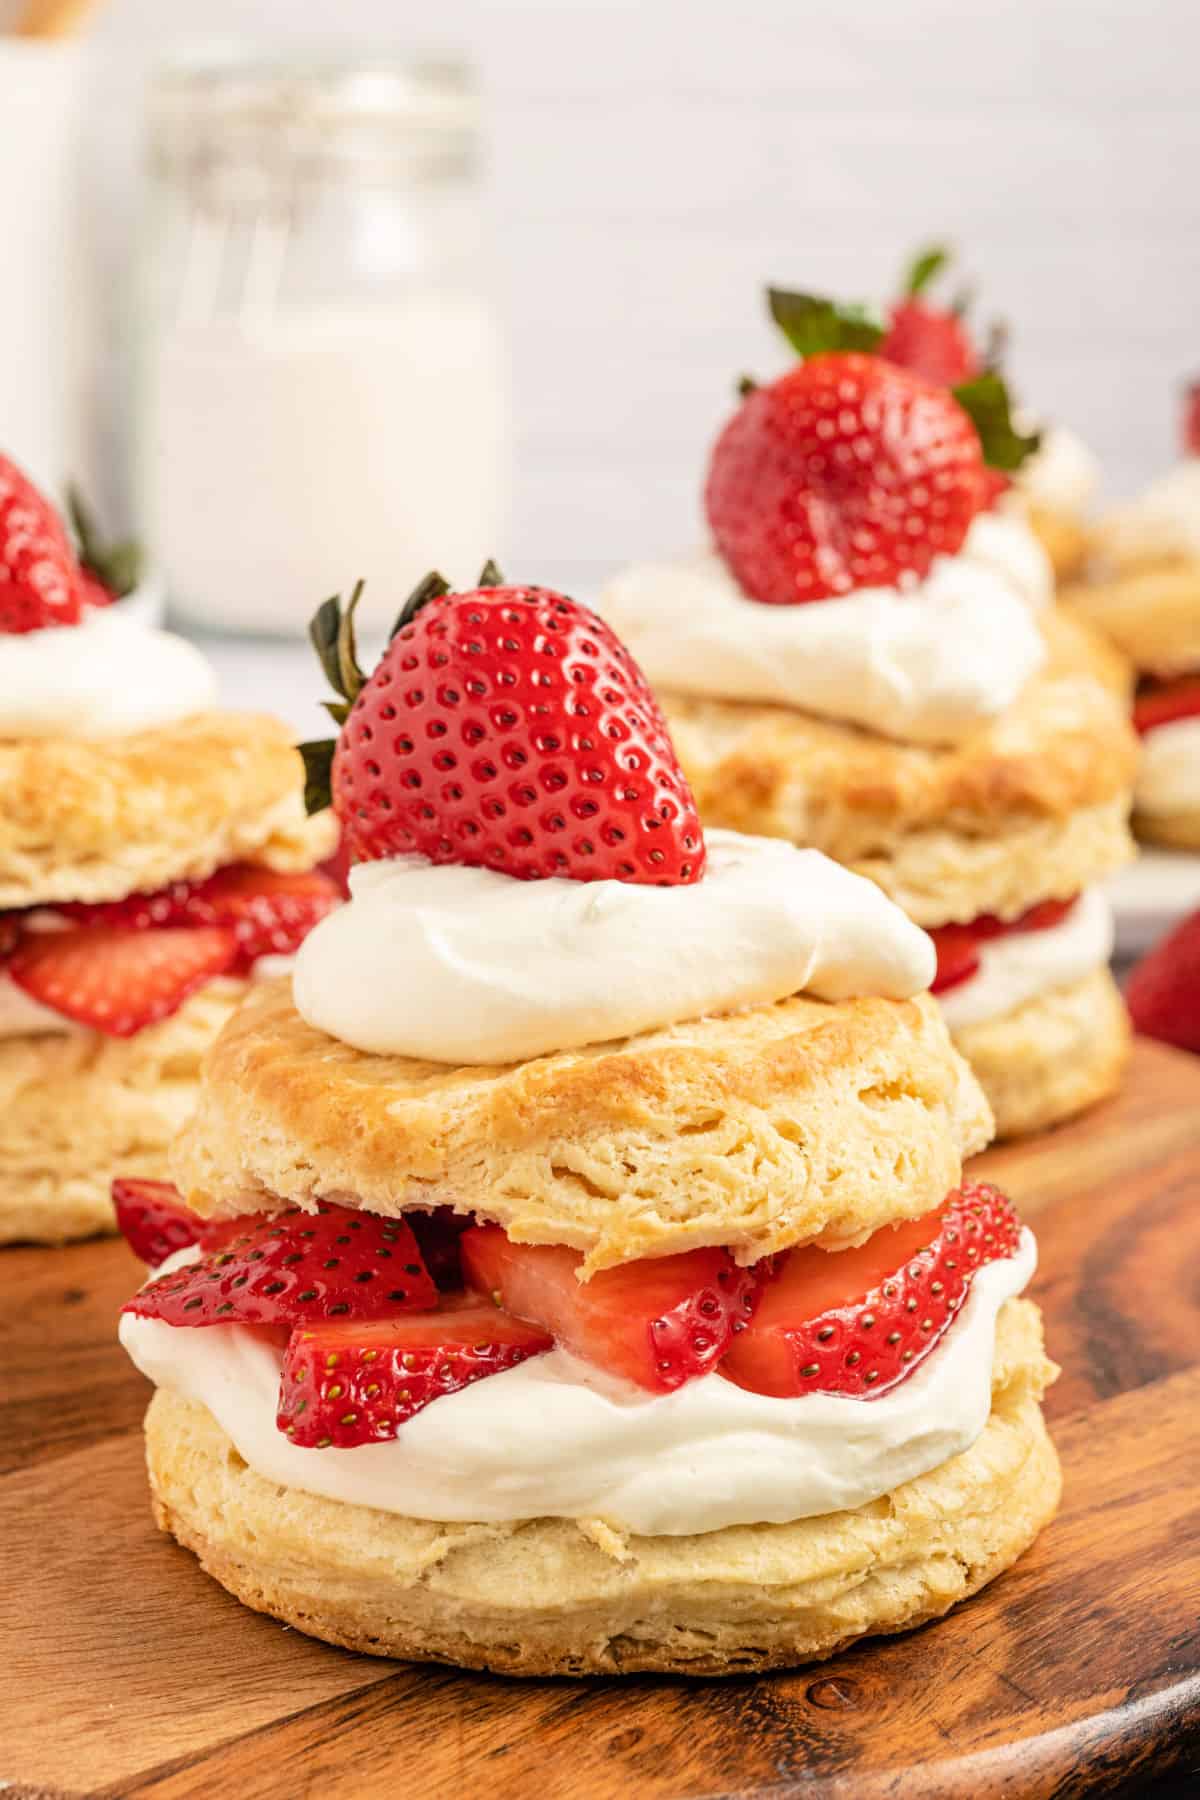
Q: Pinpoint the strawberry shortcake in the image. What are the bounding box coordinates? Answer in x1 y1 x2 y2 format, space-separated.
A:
116 575 1060 1677
1065 382 1200 851
601 298 1138 1140
0 454 338 1244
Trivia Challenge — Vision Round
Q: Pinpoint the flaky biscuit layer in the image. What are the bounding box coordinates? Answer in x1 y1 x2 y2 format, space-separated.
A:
172 981 992 1271
662 610 1136 928
949 967 1129 1141
1133 805 1200 852
1026 502 1090 584
0 980 248 1244
1062 558 1200 677
0 712 332 909
142 1298 1059 1678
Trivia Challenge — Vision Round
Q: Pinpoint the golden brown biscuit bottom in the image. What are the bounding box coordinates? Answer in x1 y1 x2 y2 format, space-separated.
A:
0 712 334 910
0 980 247 1245
143 1299 1058 1677
1133 805 1200 853
172 984 992 1272
1026 502 1090 585
948 967 1129 1142
1062 558 1200 677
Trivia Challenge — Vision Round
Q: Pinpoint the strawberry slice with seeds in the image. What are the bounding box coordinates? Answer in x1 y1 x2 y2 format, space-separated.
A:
111 1177 249 1268
277 1295 553 1446
721 1182 1023 1399
60 864 339 967
461 1225 762 1391
1132 675 1200 737
123 1202 437 1328
8 924 237 1036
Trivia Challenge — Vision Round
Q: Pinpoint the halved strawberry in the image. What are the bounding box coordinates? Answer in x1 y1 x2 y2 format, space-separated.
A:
1132 676 1200 737
928 924 981 995
8 924 237 1036
461 1225 762 1391
111 1177 249 1268
123 1202 437 1328
721 1183 1022 1399
277 1296 553 1446
60 864 339 968
408 1208 472 1291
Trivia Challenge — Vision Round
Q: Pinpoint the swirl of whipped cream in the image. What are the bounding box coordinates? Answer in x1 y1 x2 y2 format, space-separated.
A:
118 1229 1036 1535
0 611 218 740
598 542 1046 745
293 830 936 1064
965 505 1053 611
1016 422 1101 519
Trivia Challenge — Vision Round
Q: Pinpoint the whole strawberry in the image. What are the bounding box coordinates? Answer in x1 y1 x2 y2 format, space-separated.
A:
878 244 981 388
302 569 706 885
705 352 988 604
0 454 84 634
1126 909 1200 1055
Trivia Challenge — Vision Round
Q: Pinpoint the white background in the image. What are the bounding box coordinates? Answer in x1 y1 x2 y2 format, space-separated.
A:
15 0 1200 591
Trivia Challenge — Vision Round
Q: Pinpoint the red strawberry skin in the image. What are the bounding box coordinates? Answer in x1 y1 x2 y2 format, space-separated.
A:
60 864 339 969
0 454 84 634
1126 908 1200 1054
333 585 706 885
277 1298 553 1447
879 298 981 388
124 1203 438 1328
112 1177 248 1267
929 896 1079 995
705 353 987 605
9 924 237 1036
1132 676 1200 737
1183 379 1200 458
722 1183 1023 1399
460 1225 762 1392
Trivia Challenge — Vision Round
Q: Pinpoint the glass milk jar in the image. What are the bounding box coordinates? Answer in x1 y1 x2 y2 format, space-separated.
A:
138 58 508 636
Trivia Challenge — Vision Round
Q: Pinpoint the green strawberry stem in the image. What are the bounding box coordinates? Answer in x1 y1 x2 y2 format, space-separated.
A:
66 484 144 597
952 370 1041 472
901 243 950 297
767 289 885 359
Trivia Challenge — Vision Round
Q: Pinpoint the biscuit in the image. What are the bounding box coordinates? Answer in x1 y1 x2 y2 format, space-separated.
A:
0 979 248 1244
0 712 333 910
1026 502 1090 585
1062 558 1200 677
142 1297 1059 1677
1133 805 1200 852
948 967 1130 1141
172 980 993 1272
664 610 1136 927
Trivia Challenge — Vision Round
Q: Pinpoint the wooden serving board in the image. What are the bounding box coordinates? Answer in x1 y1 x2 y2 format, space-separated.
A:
1 1040 1198 1800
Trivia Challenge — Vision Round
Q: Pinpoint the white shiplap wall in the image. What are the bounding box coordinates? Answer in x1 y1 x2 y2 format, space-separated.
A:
69 0 1200 590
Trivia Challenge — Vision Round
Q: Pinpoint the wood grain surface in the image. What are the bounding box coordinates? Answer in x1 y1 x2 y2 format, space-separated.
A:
1 1038 1198 1800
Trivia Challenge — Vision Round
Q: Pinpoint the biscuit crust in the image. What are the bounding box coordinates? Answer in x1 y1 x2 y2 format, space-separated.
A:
142 1298 1059 1678
1133 805 1200 852
0 712 331 909
0 980 248 1244
172 981 992 1271
664 610 1136 926
1062 558 1200 677
1026 502 1089 584
949 967 1130 1141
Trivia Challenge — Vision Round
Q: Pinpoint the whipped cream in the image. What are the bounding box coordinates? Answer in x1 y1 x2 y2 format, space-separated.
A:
119 1228 1035 1535
938 888 1113 1032
967 504 1054 611
1136 716 1200 817
1098 460 1200 568
1016 423 1101 519
599 545 1045 745
0 611 217 740
293 831 936 1064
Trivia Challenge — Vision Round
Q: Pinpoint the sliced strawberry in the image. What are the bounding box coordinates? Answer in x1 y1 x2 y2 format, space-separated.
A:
1183 379 1200 458
60 864 339 967
1132 676 1200 737
277 1296 553 1446
111 1177 249 1268
1126 907 1200 1054
721 1183 1023 1399
122 1202 437 1328
408 1208 472 1291
8 924 237 1036
461 1225 761 1391
0 914 23 960
928 924 980 995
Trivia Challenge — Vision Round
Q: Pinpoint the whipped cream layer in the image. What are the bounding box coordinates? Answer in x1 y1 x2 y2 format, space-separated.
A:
968 504 1054 611
599 541 1045 745
120 1229 1036 1536
1098 461 1200 568
0 611 217 740
1016 423 1101 520
938 888 1113 1032
1136 717 1200 816
293 831 936 1064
